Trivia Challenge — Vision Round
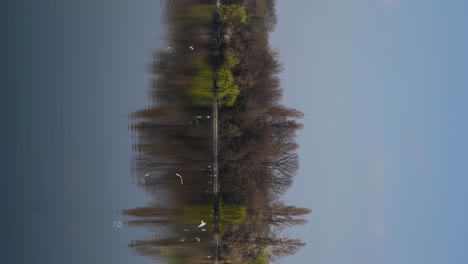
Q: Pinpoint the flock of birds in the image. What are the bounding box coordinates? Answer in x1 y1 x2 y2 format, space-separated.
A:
140 166 214 245
180 220 208 244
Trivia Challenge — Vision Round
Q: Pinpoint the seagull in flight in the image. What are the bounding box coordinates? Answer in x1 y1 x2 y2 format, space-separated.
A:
195 237 200 242
189 46 194 50
198 220 207 228
175 173 183 184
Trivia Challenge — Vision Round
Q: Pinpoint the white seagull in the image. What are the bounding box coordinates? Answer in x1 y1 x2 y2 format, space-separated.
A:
144 174 150 177
175 173 184 184
198 220 207 228
195 237 200 242
189 46 194 50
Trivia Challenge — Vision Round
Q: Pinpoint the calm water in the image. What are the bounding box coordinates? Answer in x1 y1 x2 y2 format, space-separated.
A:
0 0 178 263
1 0 219 262
126 0 219 262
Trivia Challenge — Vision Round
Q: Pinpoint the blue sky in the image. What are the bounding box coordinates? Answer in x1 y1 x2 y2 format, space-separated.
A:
271 0 468 263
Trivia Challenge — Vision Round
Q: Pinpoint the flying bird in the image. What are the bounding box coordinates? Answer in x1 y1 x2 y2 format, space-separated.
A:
198 220 207 228
189 46 194 50
195 237 200 242
175 173 184 184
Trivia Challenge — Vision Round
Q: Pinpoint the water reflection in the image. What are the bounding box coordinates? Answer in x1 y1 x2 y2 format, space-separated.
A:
125 0 217 263
124 0 310 263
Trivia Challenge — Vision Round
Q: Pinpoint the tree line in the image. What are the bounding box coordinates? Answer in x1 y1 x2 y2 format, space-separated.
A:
217 1 310 263
123 0 311 263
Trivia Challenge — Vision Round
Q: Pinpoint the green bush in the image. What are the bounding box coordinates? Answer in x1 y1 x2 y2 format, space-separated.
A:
250 249 269 264
217 68 240 107
220 198 247 224
221 4 247 25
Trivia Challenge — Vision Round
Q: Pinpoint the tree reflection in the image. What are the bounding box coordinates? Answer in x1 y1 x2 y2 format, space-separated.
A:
124 0 310 263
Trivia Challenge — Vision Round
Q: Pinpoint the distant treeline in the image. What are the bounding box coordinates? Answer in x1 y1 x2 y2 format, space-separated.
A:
217 0 310 263
124 0 310 263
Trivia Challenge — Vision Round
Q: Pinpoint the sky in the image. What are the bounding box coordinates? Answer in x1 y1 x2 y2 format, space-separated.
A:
271 0 468 263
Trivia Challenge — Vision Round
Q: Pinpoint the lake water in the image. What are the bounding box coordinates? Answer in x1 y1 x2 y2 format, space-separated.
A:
0 0 211 263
